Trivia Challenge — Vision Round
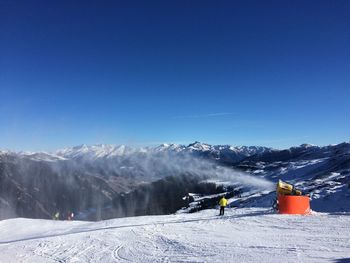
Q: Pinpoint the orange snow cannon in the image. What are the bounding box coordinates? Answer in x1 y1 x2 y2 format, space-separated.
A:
276 180 310 215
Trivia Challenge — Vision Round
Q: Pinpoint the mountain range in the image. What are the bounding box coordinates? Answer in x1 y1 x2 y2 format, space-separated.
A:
0 141 349 220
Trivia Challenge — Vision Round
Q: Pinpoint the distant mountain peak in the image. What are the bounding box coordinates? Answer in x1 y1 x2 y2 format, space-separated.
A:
299 143 316 148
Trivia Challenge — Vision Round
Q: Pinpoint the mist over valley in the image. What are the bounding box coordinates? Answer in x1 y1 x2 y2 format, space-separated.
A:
1 141 349 221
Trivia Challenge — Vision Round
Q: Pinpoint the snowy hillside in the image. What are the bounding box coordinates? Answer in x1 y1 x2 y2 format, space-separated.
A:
0 141 350 221
233 142 350 213
1 142 350 262
0 208 349 262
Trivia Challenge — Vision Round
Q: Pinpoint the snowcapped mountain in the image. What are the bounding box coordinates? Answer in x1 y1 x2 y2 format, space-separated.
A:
52 141 271 163
55 144 137 160
0 141 349 221
0 141 273 164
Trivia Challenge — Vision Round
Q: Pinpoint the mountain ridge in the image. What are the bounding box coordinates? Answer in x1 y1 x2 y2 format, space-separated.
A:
1 141 349 220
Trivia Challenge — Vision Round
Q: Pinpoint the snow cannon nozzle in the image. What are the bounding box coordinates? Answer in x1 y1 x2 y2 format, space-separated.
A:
276 180 302 196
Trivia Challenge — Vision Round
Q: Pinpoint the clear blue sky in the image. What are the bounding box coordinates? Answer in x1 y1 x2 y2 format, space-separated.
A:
1 0 350 151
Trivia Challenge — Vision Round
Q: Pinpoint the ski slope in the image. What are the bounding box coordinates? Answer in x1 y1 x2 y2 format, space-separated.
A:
0 208 349 262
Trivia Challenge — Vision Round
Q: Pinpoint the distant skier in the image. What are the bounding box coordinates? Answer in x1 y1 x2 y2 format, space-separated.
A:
67 211 74 221
219 196 228 216
53 211 60 220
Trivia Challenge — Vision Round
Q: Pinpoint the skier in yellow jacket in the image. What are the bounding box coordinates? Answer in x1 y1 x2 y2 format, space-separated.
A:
219 196 228 216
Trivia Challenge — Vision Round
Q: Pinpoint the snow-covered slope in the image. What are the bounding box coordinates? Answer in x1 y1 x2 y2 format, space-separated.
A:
1 142 350 261
233 143 350 212
0 208 349 262
1 141 349 221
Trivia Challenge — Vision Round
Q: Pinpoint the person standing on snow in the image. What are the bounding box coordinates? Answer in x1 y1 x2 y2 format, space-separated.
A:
53 211 60 220
67 211 74 221
219 196 228 216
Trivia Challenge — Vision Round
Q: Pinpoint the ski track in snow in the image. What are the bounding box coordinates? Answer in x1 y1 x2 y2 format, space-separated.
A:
0 208 349 262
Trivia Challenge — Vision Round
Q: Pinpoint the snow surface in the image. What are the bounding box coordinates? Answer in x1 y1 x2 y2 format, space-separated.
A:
1 208 349 262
